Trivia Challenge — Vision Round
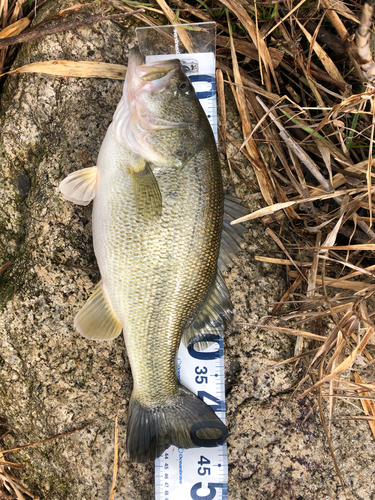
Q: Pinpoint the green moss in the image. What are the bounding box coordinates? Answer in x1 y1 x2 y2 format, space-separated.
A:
0 256 35 310
0 273 17 310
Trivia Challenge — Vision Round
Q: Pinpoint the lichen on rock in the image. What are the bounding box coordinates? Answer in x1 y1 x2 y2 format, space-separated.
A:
1 1 375 500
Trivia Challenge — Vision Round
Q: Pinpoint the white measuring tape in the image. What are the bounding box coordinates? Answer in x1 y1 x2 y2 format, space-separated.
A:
155 330 228 500
144 51 228 500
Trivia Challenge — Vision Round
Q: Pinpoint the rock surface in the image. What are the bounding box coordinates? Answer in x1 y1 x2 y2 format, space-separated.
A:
0 1 375 499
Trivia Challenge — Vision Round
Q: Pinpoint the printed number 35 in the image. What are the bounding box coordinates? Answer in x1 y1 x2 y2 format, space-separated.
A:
195 366 208 384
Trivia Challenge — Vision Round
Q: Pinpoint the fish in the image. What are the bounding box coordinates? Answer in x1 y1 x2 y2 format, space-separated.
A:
59 47 247 462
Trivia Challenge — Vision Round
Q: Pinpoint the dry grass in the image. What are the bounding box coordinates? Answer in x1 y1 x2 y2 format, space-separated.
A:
212 1 375 480
1 0 375 491
0 419 36 499
0 418 94 499
109 415 119 500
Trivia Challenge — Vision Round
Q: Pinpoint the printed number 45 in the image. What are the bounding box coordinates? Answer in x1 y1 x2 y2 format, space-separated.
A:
198 455 210 476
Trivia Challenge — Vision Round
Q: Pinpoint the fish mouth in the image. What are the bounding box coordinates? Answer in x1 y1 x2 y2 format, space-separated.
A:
126 52 181 120
112 48 184 164
132 58 184 132
126 49 180 98
134 59 180 95
137 59 180 82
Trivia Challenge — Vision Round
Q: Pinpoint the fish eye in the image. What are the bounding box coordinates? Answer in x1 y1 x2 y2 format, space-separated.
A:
179 82 188 91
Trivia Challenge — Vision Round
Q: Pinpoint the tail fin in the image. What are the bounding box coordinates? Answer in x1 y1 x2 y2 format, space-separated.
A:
126 385 227 462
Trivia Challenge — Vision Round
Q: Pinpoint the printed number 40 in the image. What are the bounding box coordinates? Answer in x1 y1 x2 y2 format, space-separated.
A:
190 483 223 500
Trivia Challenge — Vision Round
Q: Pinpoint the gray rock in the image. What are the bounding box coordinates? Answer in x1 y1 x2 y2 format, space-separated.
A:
0 1 375 499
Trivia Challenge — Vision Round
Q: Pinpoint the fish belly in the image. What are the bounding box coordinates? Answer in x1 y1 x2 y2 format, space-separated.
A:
92 128 223 403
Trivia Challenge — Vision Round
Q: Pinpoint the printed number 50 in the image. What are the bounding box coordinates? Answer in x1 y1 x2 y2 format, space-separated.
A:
190 483 223 500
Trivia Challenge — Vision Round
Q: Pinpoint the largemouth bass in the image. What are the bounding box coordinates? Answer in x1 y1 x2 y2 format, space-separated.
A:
59 47 245 462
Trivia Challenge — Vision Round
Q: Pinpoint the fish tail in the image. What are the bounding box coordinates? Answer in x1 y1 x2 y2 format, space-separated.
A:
126 384 227 462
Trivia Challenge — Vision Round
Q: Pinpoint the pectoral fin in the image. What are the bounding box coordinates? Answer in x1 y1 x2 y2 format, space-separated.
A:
59 166 98 206
74 281 122 341
130 160 162 219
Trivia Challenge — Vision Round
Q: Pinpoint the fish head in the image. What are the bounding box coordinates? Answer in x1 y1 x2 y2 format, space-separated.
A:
112 48 211 167
135 60 200 127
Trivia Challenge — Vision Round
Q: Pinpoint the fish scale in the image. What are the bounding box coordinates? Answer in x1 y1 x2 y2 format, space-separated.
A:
93 131 223 404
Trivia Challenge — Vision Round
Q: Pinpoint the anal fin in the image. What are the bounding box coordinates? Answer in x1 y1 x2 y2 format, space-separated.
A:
130 160 162 219
74 281 122 341
59 166 98 206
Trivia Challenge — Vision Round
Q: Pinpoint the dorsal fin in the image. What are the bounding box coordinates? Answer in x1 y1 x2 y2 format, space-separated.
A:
183 196 247 349
182 270 232 349
219 195 248 271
